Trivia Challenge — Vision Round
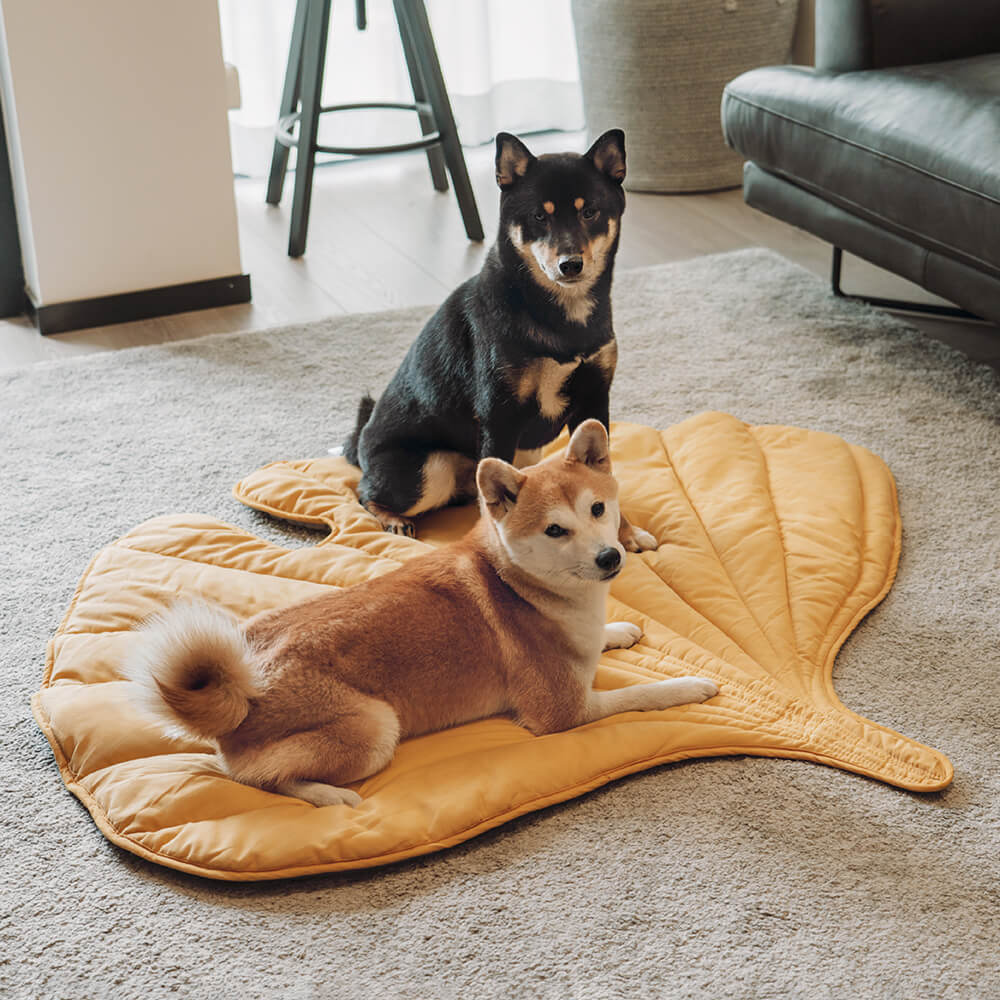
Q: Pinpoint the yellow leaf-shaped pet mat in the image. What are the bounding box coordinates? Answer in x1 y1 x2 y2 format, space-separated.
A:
32 413 952 881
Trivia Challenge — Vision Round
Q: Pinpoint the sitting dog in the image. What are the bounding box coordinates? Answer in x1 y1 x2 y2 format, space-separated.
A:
343 128 655 553
127 422 718 808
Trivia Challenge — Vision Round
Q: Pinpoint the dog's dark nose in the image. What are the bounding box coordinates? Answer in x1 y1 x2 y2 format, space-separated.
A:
558 255 584 277
595 547 621 572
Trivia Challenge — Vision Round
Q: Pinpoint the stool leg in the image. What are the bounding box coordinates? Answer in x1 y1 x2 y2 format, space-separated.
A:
396 7 448 192
288 0 332 257
266 0 309 206
394 0 484 241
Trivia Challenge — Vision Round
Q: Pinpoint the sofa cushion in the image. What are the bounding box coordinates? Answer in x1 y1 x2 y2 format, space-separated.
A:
722 55 1000 279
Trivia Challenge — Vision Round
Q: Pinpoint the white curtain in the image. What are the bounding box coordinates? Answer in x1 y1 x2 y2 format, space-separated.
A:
218 0 583 178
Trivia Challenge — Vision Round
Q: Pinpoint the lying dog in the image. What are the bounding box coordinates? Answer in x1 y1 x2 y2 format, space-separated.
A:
127 421 718 808
343 128 654 553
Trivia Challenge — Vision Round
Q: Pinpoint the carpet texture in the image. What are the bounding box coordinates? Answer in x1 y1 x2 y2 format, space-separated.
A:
3 249 998 998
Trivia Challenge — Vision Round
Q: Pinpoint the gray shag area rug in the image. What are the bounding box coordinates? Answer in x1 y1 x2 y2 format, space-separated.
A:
3 249 998 1000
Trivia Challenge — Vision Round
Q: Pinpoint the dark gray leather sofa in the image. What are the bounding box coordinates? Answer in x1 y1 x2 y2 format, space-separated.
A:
721 0 1000 325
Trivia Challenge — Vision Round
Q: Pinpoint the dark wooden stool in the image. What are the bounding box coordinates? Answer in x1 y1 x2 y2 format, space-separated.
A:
266 0 484 257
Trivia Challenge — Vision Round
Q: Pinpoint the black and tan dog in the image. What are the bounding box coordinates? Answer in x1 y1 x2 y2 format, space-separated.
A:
343 128 654 551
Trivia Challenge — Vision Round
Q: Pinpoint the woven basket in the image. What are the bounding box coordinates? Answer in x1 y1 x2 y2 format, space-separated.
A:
572 0 798 192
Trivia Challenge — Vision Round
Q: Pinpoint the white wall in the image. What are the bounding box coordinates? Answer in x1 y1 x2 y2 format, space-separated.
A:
0 0 243 305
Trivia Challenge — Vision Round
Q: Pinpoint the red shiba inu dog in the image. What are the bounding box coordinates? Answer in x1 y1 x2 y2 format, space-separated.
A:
127 421 717 808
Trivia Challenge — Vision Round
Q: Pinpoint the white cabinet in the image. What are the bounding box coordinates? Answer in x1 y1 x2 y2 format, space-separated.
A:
0 0 249 332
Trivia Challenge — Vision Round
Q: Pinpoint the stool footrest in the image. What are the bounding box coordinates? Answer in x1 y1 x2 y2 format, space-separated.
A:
276 102 443 157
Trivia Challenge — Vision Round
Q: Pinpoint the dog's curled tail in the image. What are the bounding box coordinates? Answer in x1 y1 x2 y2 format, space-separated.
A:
125 601 260 740
342 393 376 466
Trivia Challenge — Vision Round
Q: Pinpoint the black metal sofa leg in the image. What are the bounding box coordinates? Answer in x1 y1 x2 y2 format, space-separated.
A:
830 246 984 321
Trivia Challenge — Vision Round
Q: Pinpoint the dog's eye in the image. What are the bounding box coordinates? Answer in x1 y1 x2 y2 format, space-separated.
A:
544 524 568 538
533 210 547 223
591 502 605 518
581 206 599 221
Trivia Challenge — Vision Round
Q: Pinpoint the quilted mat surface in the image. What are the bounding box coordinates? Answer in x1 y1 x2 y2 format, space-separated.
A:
31 413 953 881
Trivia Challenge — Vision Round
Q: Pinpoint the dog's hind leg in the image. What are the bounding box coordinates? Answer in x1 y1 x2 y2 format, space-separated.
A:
223 698 401 808
359 448 475 535
356 447 427 536
276 780 363 808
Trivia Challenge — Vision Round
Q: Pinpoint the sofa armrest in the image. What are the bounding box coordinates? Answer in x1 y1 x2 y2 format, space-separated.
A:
814 0 870 72
815 0 1000 72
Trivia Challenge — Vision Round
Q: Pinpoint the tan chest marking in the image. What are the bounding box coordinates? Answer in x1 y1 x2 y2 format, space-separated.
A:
552 285 596 326
513 357 579 419
590 339 617 377
509 341 617 420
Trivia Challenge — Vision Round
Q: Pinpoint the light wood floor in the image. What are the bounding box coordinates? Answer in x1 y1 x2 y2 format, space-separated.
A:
2 130 998 372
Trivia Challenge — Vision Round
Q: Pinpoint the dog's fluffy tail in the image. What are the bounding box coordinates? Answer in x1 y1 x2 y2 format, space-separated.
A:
125 601 260 740
342 393 376 466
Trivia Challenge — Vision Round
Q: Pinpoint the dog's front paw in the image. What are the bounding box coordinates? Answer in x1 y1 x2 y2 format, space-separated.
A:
620 523 658 553
603 621 642 650
643 676 719 712
673 677 719 704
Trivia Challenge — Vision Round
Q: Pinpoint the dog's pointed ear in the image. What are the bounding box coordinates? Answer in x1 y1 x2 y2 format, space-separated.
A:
586 129 626 184
477 458 527 519
496 132 536 189
566 420 612 473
